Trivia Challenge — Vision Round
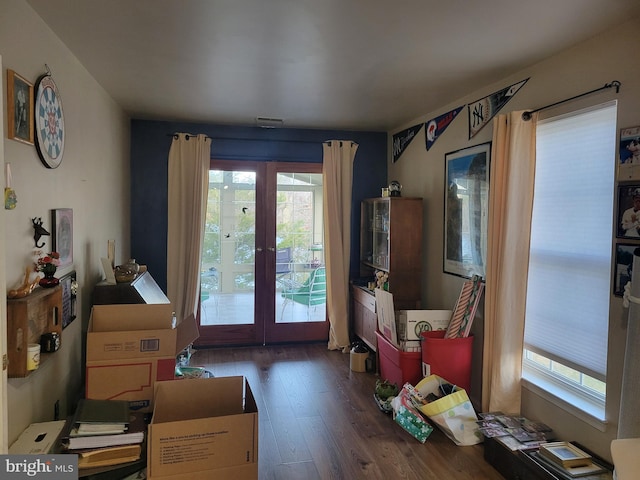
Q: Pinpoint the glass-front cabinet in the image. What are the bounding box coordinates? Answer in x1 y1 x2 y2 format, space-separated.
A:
361 200 390 270
359 197 423 310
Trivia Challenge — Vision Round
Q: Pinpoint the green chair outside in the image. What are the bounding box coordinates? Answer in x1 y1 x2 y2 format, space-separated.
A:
281 266 326 319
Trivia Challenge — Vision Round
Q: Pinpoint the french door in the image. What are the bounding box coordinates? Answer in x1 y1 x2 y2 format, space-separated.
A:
195 160 329 346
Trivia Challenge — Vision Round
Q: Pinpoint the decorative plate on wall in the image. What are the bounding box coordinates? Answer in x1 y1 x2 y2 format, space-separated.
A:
34 73 65 169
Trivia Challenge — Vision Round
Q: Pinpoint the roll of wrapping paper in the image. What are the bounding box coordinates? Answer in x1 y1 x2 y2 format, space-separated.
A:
445 281 474 338
445 275 484 338
4 163 17 210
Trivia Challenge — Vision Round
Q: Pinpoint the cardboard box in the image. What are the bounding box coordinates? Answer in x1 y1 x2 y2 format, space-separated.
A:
85 305 199 411
9 421 66 454
86 304 176 361
147 376 258 480
397 310 453 341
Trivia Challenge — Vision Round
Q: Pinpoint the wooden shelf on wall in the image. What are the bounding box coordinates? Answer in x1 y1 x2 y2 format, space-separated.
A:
6 285 63 378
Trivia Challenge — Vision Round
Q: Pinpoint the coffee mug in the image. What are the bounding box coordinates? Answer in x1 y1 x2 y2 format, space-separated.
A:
27 344 40 370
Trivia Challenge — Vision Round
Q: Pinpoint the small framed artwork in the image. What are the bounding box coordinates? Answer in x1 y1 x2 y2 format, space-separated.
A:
443 142 491 278
619 126 640 165
59 270 77 329
618 126 640 181
614 244 637 297
539 442 591 468
52 208 73 268
616 185 640 238
6 69 34 145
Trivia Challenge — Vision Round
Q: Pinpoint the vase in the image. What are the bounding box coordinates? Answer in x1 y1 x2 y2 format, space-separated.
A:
39 272 59 288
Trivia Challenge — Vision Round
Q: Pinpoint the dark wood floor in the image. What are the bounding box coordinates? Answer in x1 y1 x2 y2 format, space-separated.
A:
191 343 505 480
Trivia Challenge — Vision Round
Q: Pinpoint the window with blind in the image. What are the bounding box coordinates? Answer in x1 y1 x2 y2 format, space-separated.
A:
523 101 617 423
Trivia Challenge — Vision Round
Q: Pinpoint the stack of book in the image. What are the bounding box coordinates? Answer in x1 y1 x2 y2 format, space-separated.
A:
61 399 146 470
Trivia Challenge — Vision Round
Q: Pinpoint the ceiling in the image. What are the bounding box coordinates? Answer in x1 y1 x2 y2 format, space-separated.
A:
26 0 640 132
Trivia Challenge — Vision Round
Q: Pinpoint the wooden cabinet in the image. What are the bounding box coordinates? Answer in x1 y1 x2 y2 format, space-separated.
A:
360 197 423 310
7 286 63 377
352 285 377 351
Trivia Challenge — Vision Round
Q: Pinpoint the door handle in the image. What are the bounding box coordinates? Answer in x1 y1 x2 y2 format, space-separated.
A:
256 247 263 252
267 247 275 252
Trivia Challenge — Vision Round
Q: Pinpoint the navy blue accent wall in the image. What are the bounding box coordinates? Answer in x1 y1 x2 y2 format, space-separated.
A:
130 119 387 292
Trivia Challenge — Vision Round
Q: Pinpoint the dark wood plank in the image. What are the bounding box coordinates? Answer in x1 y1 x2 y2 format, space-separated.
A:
192 343 505 480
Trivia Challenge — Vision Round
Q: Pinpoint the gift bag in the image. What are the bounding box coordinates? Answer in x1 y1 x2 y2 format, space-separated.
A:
390 383 434 443
414 374 482 446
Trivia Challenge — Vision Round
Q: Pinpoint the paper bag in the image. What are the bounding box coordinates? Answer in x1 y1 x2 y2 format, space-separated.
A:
415 374 482 446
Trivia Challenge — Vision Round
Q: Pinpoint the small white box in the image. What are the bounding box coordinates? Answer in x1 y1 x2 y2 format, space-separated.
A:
9 420 66 454
397 310 453 341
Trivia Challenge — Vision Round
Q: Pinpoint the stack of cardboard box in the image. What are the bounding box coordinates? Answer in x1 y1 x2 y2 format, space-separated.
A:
85 303 259 479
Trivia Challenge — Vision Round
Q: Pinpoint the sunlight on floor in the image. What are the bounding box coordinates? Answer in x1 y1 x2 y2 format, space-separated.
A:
200 292 326 325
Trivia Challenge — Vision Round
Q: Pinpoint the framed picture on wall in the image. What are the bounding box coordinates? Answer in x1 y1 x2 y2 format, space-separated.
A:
52 208 73 268
6 69 34 145
616 185 640 239
614 244 637 297
443 142 491 278
59 270 77 329
618 126 640 181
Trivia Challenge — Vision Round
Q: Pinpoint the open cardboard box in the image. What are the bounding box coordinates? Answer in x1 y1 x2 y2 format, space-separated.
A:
147 376 258 480
85 304 199 411
375 288 453 349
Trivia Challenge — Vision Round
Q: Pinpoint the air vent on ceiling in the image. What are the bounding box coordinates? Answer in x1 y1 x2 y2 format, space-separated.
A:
256 117 284 128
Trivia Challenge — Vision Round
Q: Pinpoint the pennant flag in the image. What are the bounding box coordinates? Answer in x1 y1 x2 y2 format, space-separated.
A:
392 124 423 163
425 106 464 151
467 78 529 139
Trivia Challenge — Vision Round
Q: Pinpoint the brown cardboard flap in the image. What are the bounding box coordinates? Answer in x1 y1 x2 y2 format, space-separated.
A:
175 314 199 355
91 304 174 332
153 377 245 423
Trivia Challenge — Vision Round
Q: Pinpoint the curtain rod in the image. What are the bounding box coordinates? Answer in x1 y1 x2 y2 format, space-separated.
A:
168 133 211 140
522 80 621 121
167 133 335 146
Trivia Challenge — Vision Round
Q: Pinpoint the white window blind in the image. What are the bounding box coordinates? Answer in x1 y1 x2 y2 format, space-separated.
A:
524 101 617 382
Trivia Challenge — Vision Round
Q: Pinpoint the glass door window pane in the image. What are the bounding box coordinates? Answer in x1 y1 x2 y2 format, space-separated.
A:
276 172 325 324
200 170 256 326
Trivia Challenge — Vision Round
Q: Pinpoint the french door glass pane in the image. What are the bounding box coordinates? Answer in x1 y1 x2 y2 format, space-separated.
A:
276 172 325 323
201 170 256 326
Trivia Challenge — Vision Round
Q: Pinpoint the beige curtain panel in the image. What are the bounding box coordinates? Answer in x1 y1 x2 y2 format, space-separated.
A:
323 140 358 351
167 133 212 324
483 111 536 414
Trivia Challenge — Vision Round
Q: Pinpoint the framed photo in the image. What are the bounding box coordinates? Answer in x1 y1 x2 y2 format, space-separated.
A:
52 209 73 268
614 244 638 297
6 69 34 145
618 126 640 181
619 126 640 165
59 270 77 329
443 142 491 278
616 185 640 238
539 442 591 468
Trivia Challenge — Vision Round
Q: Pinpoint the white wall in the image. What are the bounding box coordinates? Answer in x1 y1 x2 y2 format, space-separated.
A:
388 18 640 461
1 0 130 446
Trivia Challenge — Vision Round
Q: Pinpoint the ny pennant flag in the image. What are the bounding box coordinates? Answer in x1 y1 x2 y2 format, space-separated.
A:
393 124 423 163
425 106 464 151
467 78 529 139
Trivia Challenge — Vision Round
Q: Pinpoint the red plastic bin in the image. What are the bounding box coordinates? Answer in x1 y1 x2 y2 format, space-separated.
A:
420 330 473 392
375 331 422 388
